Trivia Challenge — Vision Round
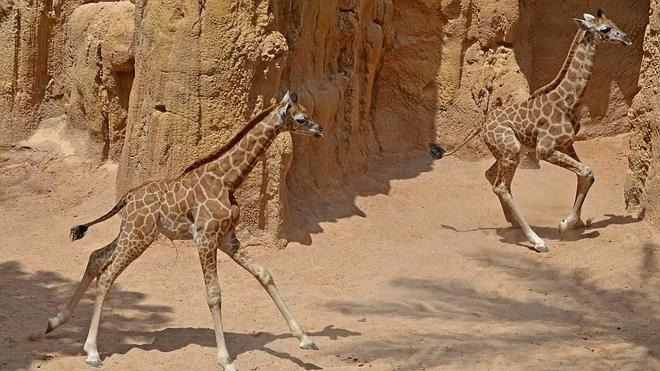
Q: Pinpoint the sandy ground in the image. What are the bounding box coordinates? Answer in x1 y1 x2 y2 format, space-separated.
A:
0 134 658 371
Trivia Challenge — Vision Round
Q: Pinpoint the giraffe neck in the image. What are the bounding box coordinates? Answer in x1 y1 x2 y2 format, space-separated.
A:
211 112 282 190
552 30 598 109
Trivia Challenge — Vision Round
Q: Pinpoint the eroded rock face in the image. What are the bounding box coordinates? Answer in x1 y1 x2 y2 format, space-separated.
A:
117 0 654 243
118 0 293 245
0 0 656 240
0 0 132 147
117 0 396 244
66 1 134 161
0 0 51 142
625 0 660 226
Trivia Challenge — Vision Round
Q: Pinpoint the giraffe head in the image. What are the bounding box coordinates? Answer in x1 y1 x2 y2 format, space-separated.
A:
574 8 632 46
277 91 324 137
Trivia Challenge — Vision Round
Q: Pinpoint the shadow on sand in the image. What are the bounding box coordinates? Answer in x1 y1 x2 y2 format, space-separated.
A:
1 261 359 369
108 325 360 370
0 260 173 369
287 151 434 245
440 213 644 251
325 251 659 369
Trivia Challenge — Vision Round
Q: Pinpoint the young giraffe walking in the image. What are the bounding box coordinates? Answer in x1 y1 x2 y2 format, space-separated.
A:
432 9 631 252
45 92 323 370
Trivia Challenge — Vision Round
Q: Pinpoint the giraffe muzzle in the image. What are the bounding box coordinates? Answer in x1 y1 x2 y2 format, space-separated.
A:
311 125 324 137
620 35 632 46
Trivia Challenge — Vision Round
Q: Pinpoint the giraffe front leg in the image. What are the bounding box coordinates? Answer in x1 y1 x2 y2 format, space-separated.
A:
485 161 517 226
542 147 594 233
493 158 549 252
197 240 237 371
222 231 317 350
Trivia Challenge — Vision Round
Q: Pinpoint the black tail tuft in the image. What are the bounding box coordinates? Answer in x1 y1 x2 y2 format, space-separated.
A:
70 225 89 241
429 143 446 159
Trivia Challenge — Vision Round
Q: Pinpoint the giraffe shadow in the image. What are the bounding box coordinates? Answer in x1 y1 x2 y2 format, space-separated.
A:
322 253 659 369
287 150 434 245
105 325 360 370
440 213 643 251
0 260 174 371
1 260 359 369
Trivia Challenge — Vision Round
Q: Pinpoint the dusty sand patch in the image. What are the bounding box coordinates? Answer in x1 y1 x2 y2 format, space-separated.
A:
0 134 657 370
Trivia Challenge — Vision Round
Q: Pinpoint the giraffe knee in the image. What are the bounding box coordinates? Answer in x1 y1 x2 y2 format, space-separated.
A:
255 268 274 286
492 183 509 197
536 147 554 160
86 249 110 276
205 289 222 307
94 277 112 297
582 167 594 183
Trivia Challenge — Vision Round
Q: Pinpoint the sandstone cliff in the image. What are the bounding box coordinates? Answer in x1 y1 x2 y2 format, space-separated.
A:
0 0 52 141
0 0 657 243
66 1 134 161
625 0 660 226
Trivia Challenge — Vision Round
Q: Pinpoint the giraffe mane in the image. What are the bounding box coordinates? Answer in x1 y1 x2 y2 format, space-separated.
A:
182 104 278 174
529 29 586 99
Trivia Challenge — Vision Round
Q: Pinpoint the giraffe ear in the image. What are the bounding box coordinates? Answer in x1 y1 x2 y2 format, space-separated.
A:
289 91 298 103
583 13 596 23
282 91 291 103
281 91 298 104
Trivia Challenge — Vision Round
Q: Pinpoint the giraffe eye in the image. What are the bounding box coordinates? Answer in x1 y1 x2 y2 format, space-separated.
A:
295 117 306 124
600 26 611 33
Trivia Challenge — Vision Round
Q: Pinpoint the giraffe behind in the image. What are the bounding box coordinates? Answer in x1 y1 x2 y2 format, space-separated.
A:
432 9 631 252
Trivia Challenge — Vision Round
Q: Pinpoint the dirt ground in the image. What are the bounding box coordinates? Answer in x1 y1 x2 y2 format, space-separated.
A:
0 133 658 371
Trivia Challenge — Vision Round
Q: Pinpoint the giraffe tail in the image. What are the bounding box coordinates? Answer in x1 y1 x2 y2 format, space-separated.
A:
69 194 130 241
429 143 446 159
70 225 89 241
429 126 482 159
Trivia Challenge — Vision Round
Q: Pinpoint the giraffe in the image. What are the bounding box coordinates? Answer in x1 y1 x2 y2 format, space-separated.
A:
44 91 324 370
431 9 631 252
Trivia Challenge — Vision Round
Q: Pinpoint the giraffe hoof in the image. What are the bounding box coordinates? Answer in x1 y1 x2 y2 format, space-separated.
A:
219 363 238 371
558 218 584 233
534 243 549 253
85 358 102 368
300 339 319 350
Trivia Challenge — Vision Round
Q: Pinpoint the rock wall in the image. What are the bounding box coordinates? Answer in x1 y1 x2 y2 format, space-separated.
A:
65 2 134 161
0 0 52 142
118 0 395 244
117 0 290 244
0 0 129 147
0 0 656 241
625 0 660 227
118 0 651 244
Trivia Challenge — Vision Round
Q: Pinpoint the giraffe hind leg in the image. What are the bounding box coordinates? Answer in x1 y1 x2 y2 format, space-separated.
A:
83 226 155 367
46 238 118 334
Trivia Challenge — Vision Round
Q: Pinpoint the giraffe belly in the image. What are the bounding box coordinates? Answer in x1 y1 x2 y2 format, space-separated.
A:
158 217 193 240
